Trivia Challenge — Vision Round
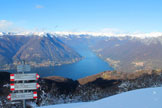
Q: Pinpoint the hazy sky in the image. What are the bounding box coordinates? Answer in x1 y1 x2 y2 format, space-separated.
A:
0 0 162 33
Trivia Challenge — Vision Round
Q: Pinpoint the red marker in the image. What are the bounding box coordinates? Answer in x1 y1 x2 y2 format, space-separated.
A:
33 92 37 99
10 74 15 81
36 74 40 80
36 83 40 89
10 84 15 91
7 94 11 100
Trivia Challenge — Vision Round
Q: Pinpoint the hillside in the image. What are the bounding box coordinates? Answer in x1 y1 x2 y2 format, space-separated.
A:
37 87 162 108
0 69 162 107
0 34 82 70
92 36 162 72
58 34 162 72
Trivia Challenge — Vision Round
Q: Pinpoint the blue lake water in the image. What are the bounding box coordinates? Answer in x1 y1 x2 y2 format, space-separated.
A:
6 46 113 80
30 46 114 80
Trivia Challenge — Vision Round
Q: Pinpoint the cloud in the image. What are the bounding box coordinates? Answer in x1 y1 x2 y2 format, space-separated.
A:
0 20 14 32
0 20 13 29
0 19 59 33
0 20 28 32
35 5 44 9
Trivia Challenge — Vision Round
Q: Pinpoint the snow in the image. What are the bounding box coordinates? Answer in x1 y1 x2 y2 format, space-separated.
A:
0 32 3 35
0 31 162 39
38 87 162 108
54 32 162 38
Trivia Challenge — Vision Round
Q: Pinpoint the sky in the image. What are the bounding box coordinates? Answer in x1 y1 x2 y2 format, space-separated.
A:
0 0 162 34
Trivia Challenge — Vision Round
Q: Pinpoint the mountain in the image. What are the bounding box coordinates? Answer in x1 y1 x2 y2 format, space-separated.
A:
2 32 161 72
0 35 30 66
0 34 82 69
57 34 162 72
37 87 162 108
91 36 162 72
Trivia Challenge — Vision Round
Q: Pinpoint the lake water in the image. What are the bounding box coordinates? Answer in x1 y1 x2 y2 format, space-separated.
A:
30 46 114 80
7 46 113 80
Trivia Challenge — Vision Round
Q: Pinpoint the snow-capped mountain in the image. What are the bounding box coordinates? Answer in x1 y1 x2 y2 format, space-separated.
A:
0 34 82 69
1 31 162 72
56 33 162 72
53 31 162 38
1 31 162 38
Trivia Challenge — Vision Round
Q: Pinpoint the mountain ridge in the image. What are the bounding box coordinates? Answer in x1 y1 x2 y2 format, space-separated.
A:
0 34 82 70
57 35 162 72
1 32 162 38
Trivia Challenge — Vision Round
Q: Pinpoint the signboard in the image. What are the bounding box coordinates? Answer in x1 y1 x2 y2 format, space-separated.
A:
10 83 40 91
10 73 40 81
17 64 31 72
7 92 37 101
7 63 39 108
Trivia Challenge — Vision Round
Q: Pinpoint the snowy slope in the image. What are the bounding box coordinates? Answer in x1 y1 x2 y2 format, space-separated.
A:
38 87 162 108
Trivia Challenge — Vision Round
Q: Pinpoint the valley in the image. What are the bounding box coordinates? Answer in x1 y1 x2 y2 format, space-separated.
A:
1 33 162 78
58 34 162 73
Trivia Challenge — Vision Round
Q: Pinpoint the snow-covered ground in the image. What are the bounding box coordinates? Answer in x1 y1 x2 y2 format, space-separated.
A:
37 87 162 108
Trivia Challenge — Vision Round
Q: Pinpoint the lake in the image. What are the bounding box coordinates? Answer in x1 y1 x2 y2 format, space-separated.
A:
6 46 113 80
30 46 114 80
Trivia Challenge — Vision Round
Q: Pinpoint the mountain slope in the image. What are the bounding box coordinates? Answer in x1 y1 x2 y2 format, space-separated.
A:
13 34 81 66
0 35 29 65
0 70 162 107
0 34 82 69
58 34 162 72
38 87 162 108
92 36 162 72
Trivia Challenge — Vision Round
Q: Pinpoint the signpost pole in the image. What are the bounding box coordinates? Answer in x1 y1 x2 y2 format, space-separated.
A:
22 61 26 108
23 99 25 108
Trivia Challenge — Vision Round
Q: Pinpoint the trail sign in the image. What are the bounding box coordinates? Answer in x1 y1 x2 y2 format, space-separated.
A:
10 83 40 91
10 73 40 81
17 64 31 72
7 92 37 101
8 62 39 108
